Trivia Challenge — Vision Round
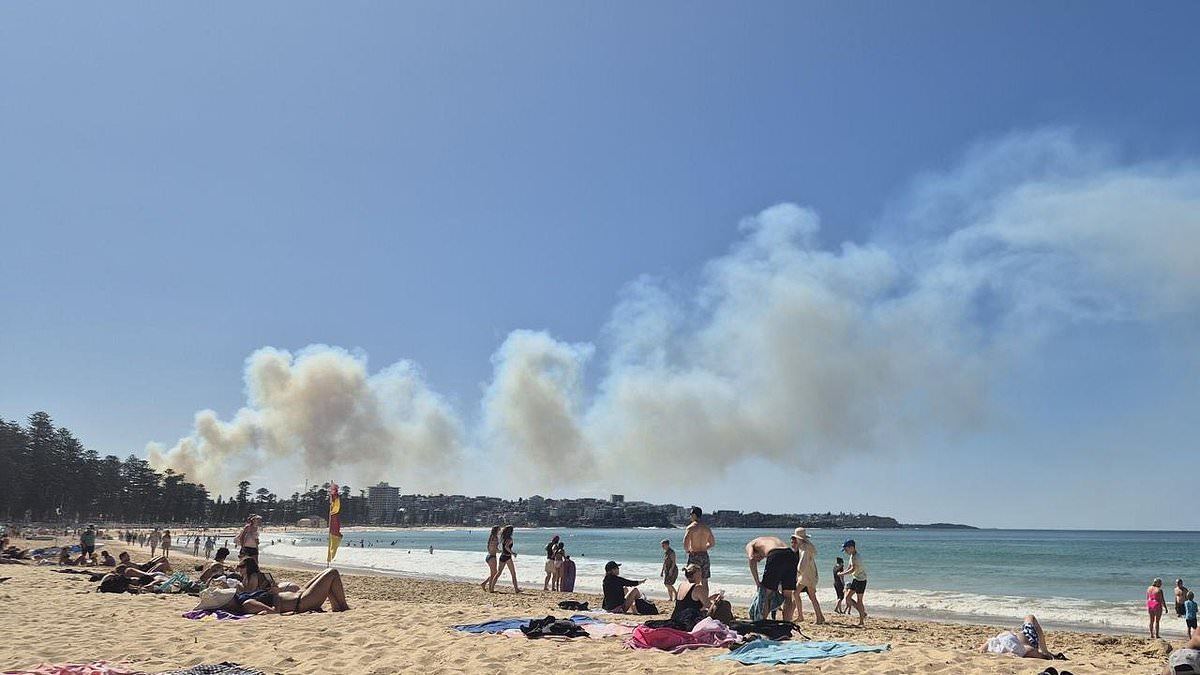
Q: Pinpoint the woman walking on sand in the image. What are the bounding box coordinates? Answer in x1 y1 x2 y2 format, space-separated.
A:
1147 577 1166 638
481 526 500 592
493 525 521 593
160 530 172 561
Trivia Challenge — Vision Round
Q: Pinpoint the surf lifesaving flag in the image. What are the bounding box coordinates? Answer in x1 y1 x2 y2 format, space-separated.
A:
327 482 342 563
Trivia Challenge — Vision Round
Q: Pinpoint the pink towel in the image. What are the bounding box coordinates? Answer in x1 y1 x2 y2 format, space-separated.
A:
624 618 741 653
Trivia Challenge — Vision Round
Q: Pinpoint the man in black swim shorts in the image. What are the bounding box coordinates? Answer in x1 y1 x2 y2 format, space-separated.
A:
746 535 800 622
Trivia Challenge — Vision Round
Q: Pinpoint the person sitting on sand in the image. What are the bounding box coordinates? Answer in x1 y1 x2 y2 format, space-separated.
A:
1162 630 1200 675
225 558 350 615
199 547 232 583
99 550 116 566
980 615 1056 660
602 560 645 613
57 548 72 565
671 563 724 621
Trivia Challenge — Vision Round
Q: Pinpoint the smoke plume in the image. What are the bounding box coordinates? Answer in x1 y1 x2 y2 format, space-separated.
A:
150 130 1200 493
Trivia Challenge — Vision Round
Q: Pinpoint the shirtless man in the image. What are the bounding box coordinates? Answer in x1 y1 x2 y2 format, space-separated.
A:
1177 579 1191 618
746 535 799 622
683 507 715 591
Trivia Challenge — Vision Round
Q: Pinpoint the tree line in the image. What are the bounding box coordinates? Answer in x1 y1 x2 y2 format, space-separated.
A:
0 412 366 525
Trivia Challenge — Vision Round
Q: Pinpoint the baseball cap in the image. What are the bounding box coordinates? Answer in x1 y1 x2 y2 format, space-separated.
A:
605 560 620 572
1168 648 1200 673
842 539 856 550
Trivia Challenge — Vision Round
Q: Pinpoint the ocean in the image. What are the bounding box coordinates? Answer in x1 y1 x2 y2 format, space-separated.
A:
259 526 1199 635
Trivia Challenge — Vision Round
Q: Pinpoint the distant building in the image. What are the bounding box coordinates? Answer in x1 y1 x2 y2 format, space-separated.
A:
610 494 625 504
368 482 400 524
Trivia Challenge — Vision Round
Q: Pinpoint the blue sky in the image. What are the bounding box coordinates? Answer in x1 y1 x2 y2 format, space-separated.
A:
2 2 1198 529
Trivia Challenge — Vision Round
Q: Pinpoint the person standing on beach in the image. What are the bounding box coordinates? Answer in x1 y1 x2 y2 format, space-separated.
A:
160 530 172 561
204 536 214 559
481 526 500 592
79 525 96 564
1185 591 1197 639
235 514 262 562
833 557 846 614
683 507 715 591
837 539 868 627
192 536 200 556
1177 579 1191 618
494 525 520 593
148 529 160 556
792 528 825 624
543 535 560 591
1148 578 1166 638
746 535 798 622
660 538 679 601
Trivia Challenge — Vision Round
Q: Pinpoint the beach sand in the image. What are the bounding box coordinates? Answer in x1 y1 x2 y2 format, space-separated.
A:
0 543 1175 674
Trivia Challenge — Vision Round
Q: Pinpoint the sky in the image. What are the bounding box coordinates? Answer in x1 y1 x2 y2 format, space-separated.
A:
2 2 1198 530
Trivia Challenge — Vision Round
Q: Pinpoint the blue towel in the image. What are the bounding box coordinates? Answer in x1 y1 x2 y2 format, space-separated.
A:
748 587 784 621
714 640 890 665
453 614 598 634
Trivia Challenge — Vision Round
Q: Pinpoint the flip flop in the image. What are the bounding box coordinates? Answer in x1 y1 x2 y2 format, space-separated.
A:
1038 668 1058 675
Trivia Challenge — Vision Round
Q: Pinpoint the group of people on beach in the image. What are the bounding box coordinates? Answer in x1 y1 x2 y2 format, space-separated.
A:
474 507 871 628
1147 577 1197 639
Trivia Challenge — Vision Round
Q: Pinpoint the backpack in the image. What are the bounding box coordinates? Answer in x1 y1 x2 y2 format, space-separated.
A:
634 597 659 615
710 599 735 623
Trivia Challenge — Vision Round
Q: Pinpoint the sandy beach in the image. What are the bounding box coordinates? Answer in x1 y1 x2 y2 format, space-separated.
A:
0 541 1177 674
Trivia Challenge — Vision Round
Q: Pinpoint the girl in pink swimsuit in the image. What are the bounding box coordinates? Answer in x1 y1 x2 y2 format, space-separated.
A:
1148 577 1166 638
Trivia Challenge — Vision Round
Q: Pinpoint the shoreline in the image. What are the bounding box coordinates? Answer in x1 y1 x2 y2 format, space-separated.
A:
256 545 1168 639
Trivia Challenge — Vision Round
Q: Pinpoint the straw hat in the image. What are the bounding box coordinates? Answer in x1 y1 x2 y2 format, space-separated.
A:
791 527 810 541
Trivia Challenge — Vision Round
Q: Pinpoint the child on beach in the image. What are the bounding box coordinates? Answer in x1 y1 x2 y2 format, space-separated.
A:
833 557 845 614
1186 591 1197 639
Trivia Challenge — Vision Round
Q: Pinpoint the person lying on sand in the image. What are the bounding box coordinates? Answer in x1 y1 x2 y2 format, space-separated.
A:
980 615 1061 660
223 558 350 615
116 551 170 574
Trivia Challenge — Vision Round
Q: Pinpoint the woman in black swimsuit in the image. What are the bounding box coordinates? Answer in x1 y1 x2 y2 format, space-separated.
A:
232 558 350 615
496 525 521 593
671 563 712 621
482 526 501 593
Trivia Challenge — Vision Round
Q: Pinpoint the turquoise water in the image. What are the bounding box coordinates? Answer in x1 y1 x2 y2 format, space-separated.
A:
264 527 1200 634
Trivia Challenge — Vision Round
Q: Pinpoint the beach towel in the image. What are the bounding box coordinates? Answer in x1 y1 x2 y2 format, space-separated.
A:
749 587 783 621
2 663 139 675
624 618 741 653
713 640 890 665
453 614 598 634
155 664 265 675
181 610 249 621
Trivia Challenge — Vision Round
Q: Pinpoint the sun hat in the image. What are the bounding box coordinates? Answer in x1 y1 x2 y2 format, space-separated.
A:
791 528 809 540
842 539 856 550
605 560 620 572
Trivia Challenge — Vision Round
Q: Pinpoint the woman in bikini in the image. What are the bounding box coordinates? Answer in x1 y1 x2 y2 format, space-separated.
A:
494 525 520 594
1148 577 1166 638
231 558 350 615
481 526 500 592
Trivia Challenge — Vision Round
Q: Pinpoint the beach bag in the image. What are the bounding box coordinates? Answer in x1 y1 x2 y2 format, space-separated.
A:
710 599 735 623
194 586 237 610
634 597 659 615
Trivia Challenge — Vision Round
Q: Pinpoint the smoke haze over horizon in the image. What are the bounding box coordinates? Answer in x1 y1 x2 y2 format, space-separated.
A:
147 130 1200 498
